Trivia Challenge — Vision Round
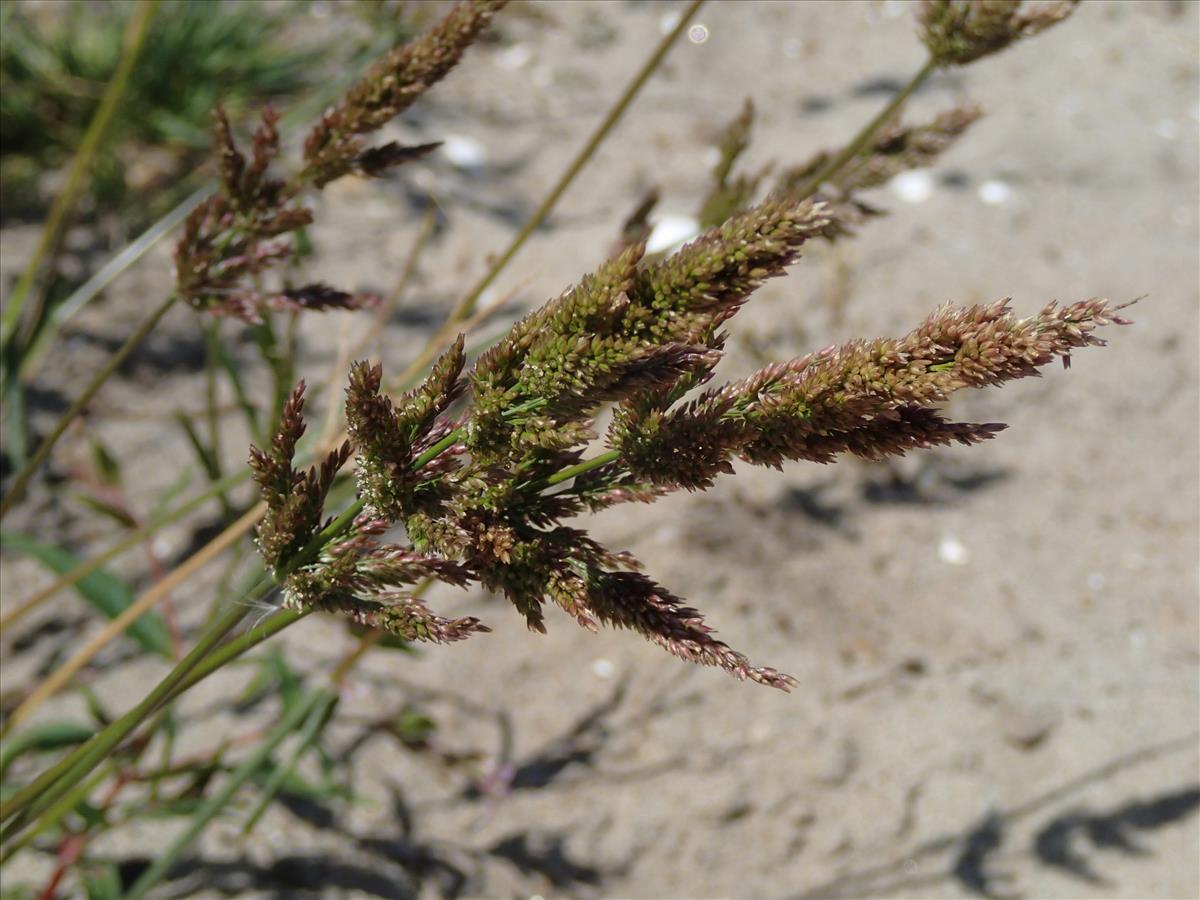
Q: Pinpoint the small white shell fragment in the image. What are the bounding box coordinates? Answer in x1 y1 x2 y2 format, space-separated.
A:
495 43 533 71
938 534 970 566
645 214 701 255
978 179 1013 206
890 170 934 204
1154 119 1179 141
441 135 487 171
592 658 616 679
655 524 680 543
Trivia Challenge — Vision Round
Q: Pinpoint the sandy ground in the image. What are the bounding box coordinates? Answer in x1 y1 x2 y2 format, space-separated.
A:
2 1 1198 898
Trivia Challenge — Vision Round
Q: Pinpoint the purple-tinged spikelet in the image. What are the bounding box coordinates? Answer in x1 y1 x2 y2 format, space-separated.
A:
609 298 1128 486
249 382 352 571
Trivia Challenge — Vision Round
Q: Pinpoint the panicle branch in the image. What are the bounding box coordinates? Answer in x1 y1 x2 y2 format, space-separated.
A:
698 99 765 228
301 0 507 186
609 298 1128 487
346 337 466 522
248 382 352 572
780 105 983 224
176 2 505 321
174 107 377 322
468 197 833 464
919 0 1079 67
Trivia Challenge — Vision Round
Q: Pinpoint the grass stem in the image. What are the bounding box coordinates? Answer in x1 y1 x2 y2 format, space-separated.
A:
0 0 163 352
0 293 179 519
444 0 705 325
792 57 938 200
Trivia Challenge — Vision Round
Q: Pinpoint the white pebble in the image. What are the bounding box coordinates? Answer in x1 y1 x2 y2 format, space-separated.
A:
646 214 701 255
656 525 680 544
441 135 487 171
495 43 533 71
1154 119 1179 141
688 23 709 44
890 170 934 204
938 534 970 566
592 658 615 679
978 179 1013 206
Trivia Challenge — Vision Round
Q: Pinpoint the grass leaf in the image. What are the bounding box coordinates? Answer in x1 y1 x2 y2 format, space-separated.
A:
0 720 95 778
0 531 172 657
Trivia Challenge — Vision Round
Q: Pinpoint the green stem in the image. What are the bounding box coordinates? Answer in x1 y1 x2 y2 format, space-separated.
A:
445 0 705 324
125 687 327 899
413 427 464 469
0 599 251 836
238 688 338 836
173 609 308 699
0 468 246 633
542 448 622 487
0 293 179 519
204 323 226 484
0 0 162 351
0 765 113 865
17 184 211 381
792 57 938 200
0 420 469 832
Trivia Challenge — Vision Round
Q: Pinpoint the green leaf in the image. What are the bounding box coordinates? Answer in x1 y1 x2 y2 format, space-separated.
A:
87 437 122 487
72 492 138 529
243 689 339 834
0 531 172 657
212 336 261 443
392 709 437 747
0 720 95 778
148 464 196 521
82 862 123 900
237 646 300 709
1 376 27 470
174 411 220 482
73 798 106 829
77 683 112 727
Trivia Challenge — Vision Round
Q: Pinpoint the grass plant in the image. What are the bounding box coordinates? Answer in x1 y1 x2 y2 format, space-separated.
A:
0 2 1131 895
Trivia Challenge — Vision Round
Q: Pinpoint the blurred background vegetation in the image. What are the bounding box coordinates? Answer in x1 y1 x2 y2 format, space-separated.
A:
0 0 437 474
0 0 425 229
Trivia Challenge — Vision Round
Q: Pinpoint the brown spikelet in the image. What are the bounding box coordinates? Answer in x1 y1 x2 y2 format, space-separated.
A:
919 0 1079 67
302 0 507 186
587 570 796 691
